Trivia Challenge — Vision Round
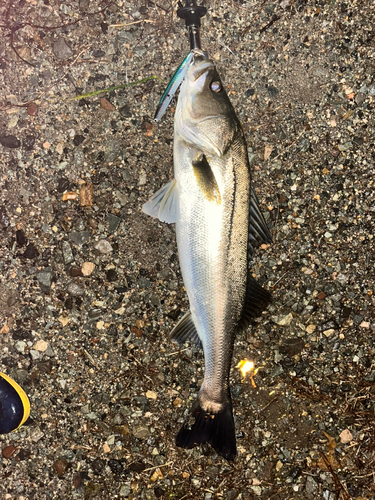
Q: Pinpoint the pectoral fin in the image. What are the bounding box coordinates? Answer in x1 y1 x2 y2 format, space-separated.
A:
142 179 179 224
192 154 221 205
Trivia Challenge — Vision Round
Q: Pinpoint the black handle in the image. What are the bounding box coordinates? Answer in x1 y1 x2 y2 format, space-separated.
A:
177 1 207 50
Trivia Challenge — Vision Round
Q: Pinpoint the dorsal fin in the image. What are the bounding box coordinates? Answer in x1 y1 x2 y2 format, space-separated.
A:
169 310 202 349
248 184 272 259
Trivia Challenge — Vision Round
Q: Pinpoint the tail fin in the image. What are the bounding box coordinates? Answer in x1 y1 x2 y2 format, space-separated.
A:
175 398 236 461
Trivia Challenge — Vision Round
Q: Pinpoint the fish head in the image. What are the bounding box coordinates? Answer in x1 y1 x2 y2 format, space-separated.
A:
176 54 240 158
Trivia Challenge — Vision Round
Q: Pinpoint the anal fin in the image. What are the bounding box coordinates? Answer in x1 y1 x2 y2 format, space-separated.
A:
170 310 202 349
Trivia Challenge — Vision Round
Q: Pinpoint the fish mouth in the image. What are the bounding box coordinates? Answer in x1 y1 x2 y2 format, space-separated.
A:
191 59 215 82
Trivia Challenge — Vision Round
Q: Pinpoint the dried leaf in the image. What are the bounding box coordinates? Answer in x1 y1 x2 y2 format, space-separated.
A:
62 192 78 201
100 98 116 111
79 183 93 206
323 431 337 452
264 144 273 161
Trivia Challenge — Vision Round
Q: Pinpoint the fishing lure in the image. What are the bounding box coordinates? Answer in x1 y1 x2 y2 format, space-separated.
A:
0 372 30 434
154 50 194 122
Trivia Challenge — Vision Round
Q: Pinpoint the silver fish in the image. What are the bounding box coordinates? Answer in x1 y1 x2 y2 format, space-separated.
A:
143 52 272 460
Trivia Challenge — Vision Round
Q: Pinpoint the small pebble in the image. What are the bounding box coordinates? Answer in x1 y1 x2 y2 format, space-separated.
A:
27 102 38 116
67 283 85 296
81 262 95 276
53 459 69 476
150 468 163 481
53 37 74 60
2 445 17 459
69 231 91 246
132 425 150 439
340 429 353 444
94 239 113 254
62 241 74 264
36 267 53 292
33 340 48 352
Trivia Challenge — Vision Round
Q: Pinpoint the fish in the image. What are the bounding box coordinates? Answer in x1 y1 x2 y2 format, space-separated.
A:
143 51 272 460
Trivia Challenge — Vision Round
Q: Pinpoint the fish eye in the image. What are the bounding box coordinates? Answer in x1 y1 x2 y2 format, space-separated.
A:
210 81 222 93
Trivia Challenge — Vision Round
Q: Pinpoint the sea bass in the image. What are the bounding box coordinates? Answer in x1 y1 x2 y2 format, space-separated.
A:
143 51 272 460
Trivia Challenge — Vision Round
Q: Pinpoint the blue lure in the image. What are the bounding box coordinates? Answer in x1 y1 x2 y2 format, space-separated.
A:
154 51 194 122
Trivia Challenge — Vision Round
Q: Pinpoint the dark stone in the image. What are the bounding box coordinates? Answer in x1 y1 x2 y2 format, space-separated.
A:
73 472 82 489
56 178 70 193
266 85 279 98
70 268 83 277
279 338 305 357
16 229 27 246
106 269 117 282
23 243 39 259
92 457 106 475
73 135 85 147
106 213 121 233
138 277 151 289
12 329 32 341
119 104 132 117
128 461 145 472
0 135 21 148
93 50 105 58
108 459 123 474
17 448 31 460
154 487 165 498
53 459 69 476
37 360 53 373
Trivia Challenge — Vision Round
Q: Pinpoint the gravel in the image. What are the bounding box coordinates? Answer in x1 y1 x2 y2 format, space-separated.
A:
1 0 375 499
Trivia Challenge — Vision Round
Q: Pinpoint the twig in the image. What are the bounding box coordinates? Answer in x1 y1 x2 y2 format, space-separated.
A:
218 40 235 56
83 348 100 369
268 129 306 163
271 270 289 288
160 329 198 372
142 461 173 473
259 392 281 413
260 15 281 34
110 20 154 27
319 451 351 500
